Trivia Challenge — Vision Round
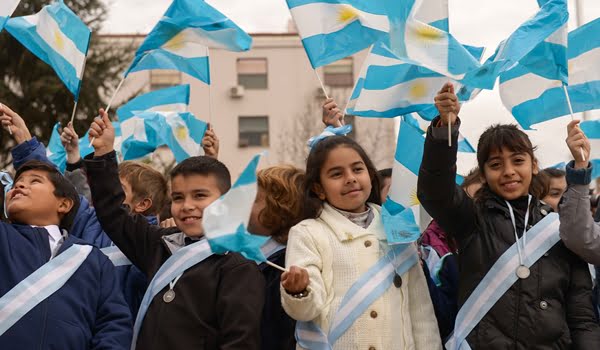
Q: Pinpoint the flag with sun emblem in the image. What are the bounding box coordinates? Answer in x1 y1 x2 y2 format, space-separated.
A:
126 0 252 84
203 153 269 262
386 0 568 90
5 0 91 99
116 84 190 120
286 0 389 68
0 0 20 31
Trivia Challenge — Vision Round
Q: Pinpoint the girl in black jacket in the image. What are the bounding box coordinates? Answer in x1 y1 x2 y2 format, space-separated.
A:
417 82 600 349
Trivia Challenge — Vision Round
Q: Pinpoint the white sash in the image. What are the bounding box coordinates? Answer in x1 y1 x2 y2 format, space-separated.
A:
100 245 132 267
295 243 419 349
130 239 213 349
446 213 560 350
0 244 93 335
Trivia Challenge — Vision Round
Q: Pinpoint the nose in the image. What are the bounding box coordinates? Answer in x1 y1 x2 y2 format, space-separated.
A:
182 197 196 212
502 163 516 177
345 170 357 184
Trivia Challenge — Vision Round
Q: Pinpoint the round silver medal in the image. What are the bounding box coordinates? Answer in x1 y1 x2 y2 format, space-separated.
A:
516 265 530 279
163 289 176 303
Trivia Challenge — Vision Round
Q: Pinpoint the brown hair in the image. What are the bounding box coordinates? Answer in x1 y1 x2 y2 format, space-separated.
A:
118 161 168 216
476 124 544 199
303 136 381 219
257 165 305 244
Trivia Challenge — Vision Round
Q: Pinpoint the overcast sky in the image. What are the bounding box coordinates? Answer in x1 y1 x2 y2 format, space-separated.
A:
102 0 600 167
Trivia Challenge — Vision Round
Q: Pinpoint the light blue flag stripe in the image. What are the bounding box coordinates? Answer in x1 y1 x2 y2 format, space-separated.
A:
300 20 386 68
5 1 91 98
395 119 424 175
47 122 67 173
121 112 162 160
128 53 210 85
117 84 190 120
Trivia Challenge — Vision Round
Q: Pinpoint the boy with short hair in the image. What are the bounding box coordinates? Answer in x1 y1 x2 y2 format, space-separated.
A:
118 161 169 222
85 110 265 349
0 160 132 349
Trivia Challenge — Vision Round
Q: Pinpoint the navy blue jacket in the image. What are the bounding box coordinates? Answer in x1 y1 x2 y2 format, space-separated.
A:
0 223 132 349
12 137 148 317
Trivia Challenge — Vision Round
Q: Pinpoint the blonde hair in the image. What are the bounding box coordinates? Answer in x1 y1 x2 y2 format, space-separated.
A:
118 161 168 216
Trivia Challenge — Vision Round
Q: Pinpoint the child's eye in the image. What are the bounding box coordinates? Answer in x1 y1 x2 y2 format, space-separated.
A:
172 196 183 202
194 193 207 199
514 158 525 164
353 167 365 173
489 162 501 169
330 172 341 178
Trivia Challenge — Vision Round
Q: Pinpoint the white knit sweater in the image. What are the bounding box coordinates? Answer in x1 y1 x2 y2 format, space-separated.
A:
281 203 442 350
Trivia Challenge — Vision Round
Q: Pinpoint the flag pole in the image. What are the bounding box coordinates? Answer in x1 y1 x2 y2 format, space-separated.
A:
562 84 586 161
265 260 287 272
90 76 125 144
314 69 330 99
208 49 213 125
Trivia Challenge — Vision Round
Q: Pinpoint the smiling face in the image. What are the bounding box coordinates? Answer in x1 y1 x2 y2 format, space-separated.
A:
6 169 72 227
170 173 223 237
482 147 538 201
314 146 372 213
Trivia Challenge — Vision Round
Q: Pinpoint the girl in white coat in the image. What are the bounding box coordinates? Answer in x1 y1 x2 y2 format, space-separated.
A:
280 136 441 350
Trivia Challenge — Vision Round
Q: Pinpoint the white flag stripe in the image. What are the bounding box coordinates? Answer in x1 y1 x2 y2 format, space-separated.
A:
161 28 211 58
389 160 417 209
164 113 200 156
500 73 562 109
413 0 448 26
202 183 256 238
148 102 189 113
121 117 148 142
569 47 600 85
545 24 567 45
35 8 85 78
290 3 388 39
457 152 477 176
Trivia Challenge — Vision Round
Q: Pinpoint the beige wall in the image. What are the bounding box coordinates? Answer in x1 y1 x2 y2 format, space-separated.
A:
105 33 396 177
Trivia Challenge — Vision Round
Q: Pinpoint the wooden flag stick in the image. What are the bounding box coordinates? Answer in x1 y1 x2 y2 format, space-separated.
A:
314 69 330 100
562 84 586 161
90 76 125 144
265 260 287 272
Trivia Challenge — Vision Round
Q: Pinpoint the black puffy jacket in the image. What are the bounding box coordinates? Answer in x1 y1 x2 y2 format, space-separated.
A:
417 121 600 349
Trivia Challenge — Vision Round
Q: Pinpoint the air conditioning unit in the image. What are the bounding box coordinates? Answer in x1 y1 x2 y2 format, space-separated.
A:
230 85 245 98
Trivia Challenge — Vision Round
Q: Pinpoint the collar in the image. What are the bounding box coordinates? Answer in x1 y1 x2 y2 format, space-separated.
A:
161 232 204 255
320 202 386 242
30 224 63 242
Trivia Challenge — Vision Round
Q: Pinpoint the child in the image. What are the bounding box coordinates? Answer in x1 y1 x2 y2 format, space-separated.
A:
0 159 132 348
281 136 441 349
418 83 600 349
248 165 305 350
85 109 265 350
539 167 566 212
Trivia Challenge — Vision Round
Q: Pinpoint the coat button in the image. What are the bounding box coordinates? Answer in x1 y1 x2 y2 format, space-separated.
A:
393 274 403 288
370 310 378 318
364 240 372 248
540 300 548 310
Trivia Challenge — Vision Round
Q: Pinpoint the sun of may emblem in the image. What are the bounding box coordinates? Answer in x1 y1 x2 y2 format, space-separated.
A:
337 5 359 24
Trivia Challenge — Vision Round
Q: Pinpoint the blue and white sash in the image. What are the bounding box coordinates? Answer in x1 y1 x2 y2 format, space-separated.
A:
131 239 213 349
295 243 419 349
100 246 132 267
259 238 286 261
0 244 92 335
446 213 560 350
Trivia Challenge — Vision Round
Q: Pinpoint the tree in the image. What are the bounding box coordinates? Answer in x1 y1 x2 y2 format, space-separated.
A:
0 0 134 168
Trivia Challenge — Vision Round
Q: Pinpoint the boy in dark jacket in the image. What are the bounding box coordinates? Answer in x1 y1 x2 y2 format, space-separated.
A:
85 109 265 350
0 158 132 348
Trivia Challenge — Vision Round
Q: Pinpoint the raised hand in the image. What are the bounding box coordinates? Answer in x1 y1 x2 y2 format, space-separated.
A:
322 98 344 127
0 103 32 144
60 122 81 164
281 265 309 294
88 108 115 157
434 82 460 126
566 120 590 169
202 124 219 159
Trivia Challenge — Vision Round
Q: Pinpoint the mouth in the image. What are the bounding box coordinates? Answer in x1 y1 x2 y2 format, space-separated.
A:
10 190 26 201
343 188 362 196
180 216 201 223
500 180 521 191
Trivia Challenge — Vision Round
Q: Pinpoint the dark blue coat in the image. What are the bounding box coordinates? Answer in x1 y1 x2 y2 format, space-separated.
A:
0 223 132 349
12 137 148 317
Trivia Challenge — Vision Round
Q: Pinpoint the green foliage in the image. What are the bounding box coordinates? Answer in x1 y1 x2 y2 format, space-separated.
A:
0 0 134 167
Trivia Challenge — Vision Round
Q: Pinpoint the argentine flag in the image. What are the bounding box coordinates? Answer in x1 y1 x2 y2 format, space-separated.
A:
286 0 389 68
125 0 252 84
500 18 600 129
203 154 269 262
386 0 568 90
578 120 600 180
158 111 208 163
0 0 20 31
5 0 91 99
116 84 190 120
120 112 162 161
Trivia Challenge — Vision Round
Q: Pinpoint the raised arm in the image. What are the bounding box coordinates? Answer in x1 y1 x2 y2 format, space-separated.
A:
417 84 477 243
84 109 168 274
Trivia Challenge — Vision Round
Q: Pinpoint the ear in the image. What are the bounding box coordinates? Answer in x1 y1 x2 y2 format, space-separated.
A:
57 197 74 216
312 183 326 200
532 159 539 175
133 198 153 214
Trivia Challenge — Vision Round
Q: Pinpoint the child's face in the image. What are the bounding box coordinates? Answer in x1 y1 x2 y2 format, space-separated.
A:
6 169 71 227
315 146 372 213
170 173 222 237
380 176 392 203
542 176 567 212
482 147 538 201
248 188 270 236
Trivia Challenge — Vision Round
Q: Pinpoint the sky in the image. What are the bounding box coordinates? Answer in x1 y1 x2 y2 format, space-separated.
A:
102 0 600 167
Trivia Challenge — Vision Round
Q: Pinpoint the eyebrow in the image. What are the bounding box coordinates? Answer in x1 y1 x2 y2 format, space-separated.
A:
171 189 212 196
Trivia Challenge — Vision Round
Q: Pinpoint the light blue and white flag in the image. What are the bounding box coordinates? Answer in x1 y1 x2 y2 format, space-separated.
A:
286 0 388 68
500 17 600 129
579 120 600 180
386 0 568 90
116 84 190 120
456 133 477 184
126 0 252 84
307 124 353 148
120 112 162 160
158 111 208 162
382 120 423 244
0 0 20 31
202 154 269 262
5 0 91 99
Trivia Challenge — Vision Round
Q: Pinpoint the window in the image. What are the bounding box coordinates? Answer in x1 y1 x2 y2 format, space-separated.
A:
324 57 353 87
237 58 268 89
150 70 181 91
239 116 269 147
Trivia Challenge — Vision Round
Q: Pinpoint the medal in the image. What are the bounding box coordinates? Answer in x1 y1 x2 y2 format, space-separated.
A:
163 289 176 303
516 265 530 279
